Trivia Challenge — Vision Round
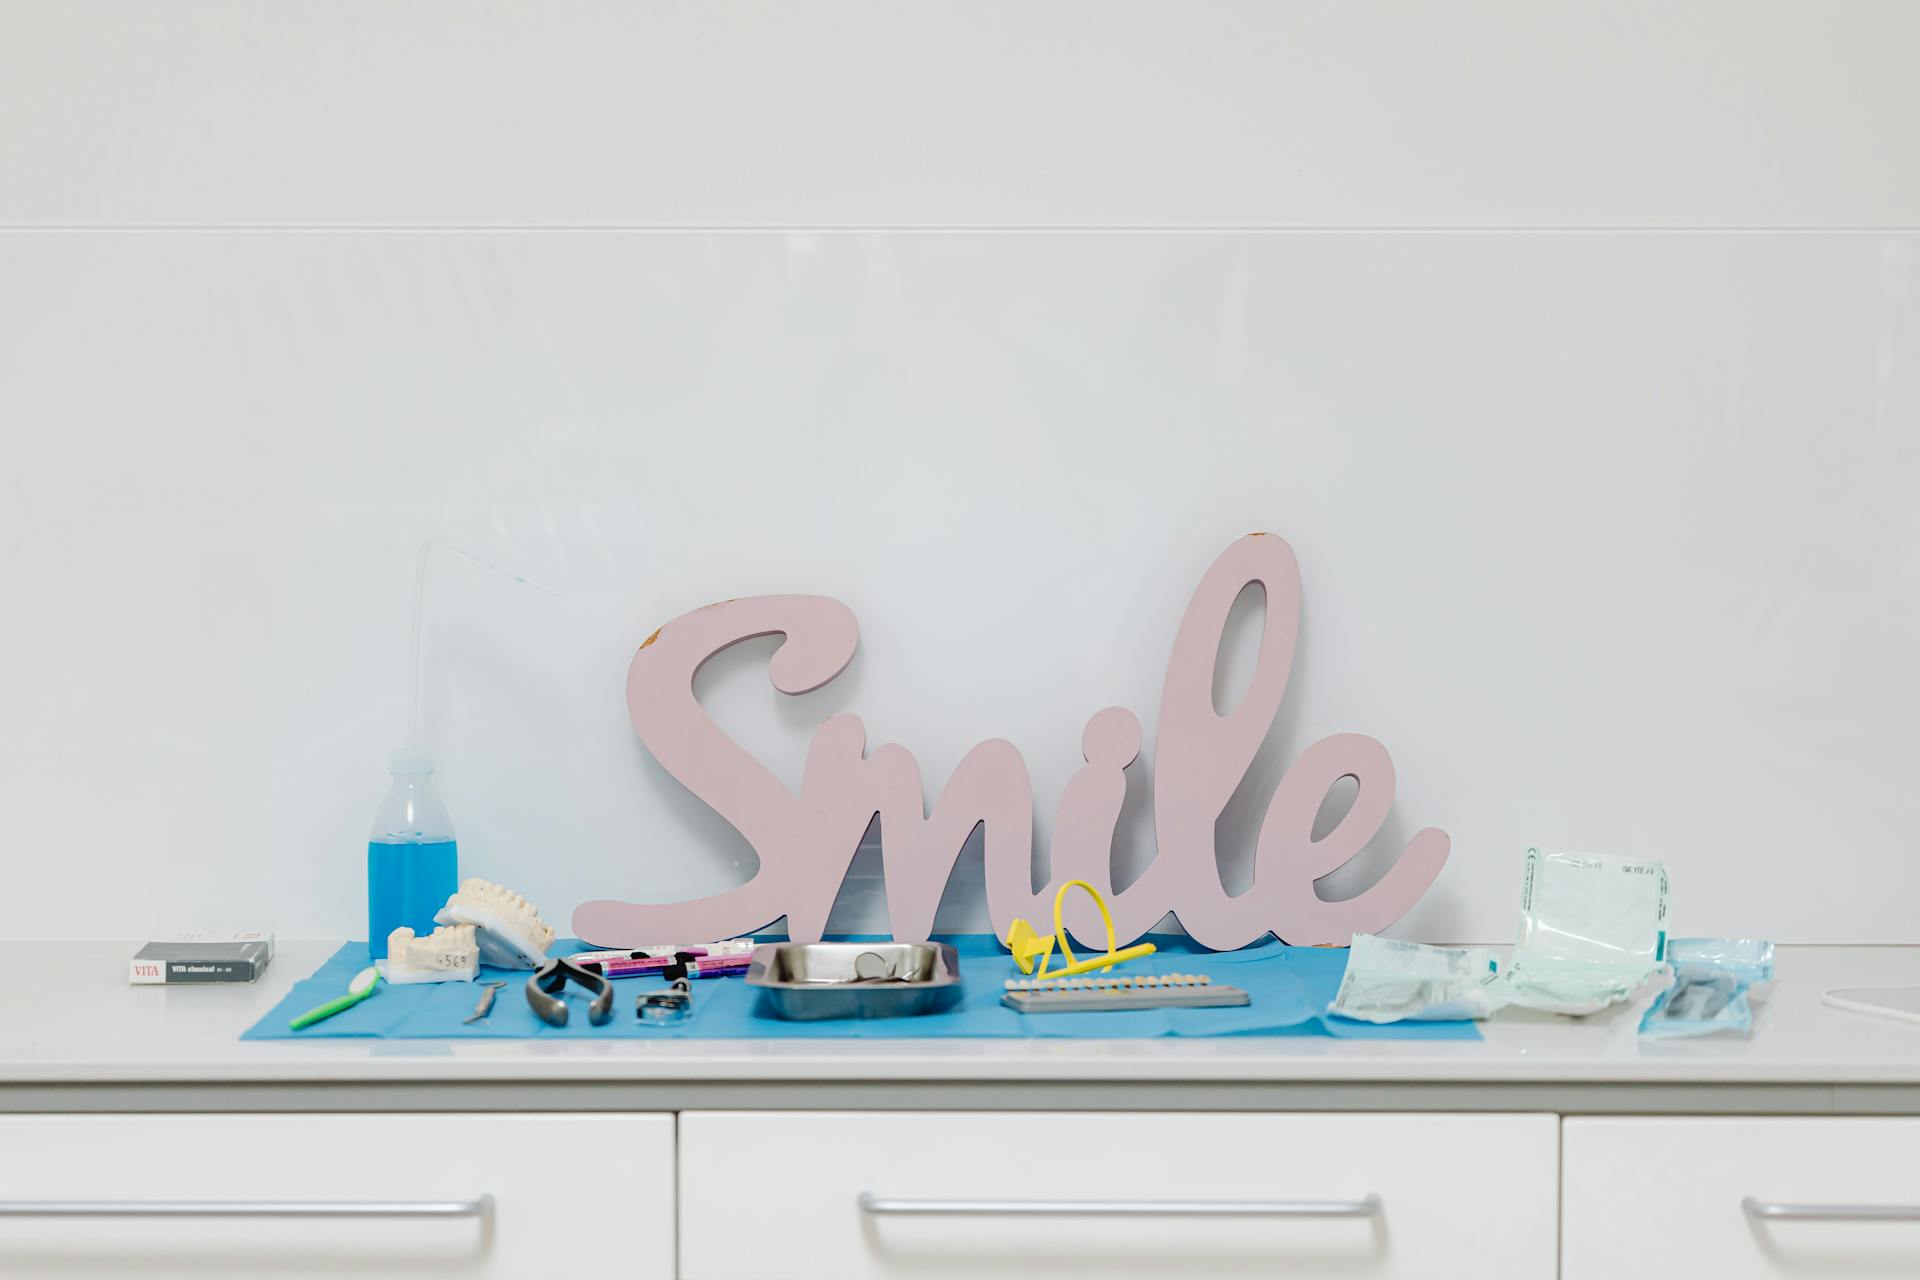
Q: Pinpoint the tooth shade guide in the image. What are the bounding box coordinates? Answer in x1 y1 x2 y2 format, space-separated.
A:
1000 973 1244 1012
1003 973 1214 990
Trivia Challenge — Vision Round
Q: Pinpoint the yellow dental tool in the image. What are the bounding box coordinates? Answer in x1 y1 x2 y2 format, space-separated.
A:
1006 880 1156 979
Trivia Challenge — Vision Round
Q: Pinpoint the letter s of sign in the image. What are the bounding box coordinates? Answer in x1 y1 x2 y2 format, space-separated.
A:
572 596 864 948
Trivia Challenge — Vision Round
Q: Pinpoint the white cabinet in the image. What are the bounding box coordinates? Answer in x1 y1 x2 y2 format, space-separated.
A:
0 1113 675 1279
1564 1117 1920 1279
680 1111 1558 1279
28 1107 1920 1277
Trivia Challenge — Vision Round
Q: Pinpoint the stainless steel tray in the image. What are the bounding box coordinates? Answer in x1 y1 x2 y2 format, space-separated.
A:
746 942 963 1021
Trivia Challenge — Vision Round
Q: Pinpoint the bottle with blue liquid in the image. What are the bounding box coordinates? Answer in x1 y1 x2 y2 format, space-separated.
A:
367 748 458 959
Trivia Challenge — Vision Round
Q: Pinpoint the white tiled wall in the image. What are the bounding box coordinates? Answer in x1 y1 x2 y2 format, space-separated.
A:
5 2 1920 228
1 5 1915 943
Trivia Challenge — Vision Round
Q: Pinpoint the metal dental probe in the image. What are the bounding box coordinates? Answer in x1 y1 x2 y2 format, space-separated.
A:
464 980 508 1024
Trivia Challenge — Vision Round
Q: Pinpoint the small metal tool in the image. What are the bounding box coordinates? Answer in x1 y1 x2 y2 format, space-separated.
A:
851 951 911 984
463 980 508 1025
525 956 614 1027
637 977 693 1024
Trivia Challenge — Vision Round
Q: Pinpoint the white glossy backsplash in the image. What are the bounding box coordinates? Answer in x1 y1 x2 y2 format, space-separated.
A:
1 231 1913 942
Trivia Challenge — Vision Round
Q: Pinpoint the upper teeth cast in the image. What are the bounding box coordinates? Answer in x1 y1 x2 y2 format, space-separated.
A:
435 878 556 968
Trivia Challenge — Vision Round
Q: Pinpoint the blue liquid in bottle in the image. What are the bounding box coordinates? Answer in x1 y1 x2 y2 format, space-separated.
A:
368 839 458 955
367 750 459 959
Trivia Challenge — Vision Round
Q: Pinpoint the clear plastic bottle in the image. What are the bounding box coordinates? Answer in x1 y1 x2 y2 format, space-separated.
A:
367 748 459 958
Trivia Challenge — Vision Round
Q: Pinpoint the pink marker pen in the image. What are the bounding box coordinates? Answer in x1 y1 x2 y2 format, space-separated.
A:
685 955 754 979
573 939 757 978
597 954 693 978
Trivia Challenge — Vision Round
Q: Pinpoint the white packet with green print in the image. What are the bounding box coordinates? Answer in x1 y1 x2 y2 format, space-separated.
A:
1503 848 1668 1015
1328 849 1670 1023
1328 934 1506 1023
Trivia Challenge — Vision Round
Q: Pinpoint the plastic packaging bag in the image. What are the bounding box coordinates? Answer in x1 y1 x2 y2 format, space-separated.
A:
1328 849 1672 1023
1502 848 1669 1015
1328 935 1505 1023
1638 937 1774 1039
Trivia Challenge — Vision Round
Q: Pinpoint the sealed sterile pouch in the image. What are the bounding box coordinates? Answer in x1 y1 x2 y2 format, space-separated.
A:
1516 847 1668 967
1330 848 1675 1024
1664 937 1774 989
1328 934 1504 1023
1638 937 1774 1039
1502 848 1670 1016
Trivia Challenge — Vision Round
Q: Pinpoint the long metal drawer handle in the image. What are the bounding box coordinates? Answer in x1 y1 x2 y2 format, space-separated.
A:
1744 1196 1920 1223
858 1190 1381 1218
0 1194 494 1220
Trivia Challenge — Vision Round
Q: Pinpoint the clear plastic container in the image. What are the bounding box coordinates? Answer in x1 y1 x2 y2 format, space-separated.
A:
366 748 459 958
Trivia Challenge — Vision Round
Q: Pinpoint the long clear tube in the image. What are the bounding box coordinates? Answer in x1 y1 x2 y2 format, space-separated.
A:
406 537 556 750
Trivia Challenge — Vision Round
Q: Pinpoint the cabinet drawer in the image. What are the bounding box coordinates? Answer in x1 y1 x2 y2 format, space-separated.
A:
680 1111 1557 1279
0 1113 673 1279
1564 1117 1920 1279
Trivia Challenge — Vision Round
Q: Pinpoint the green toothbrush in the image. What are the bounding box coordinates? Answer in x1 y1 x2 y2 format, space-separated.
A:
289 965 382 1031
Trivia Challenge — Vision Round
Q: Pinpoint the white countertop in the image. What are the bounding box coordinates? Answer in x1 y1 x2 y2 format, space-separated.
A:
4 942 1920 1089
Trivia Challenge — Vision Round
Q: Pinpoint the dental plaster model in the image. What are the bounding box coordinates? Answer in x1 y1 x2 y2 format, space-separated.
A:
379 924 479 984
435 879 555 969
